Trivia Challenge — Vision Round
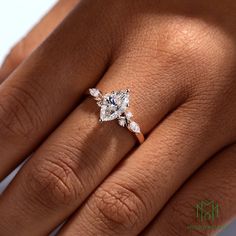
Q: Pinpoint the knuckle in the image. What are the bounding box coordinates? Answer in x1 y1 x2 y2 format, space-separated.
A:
3 41 25 70
0 84 43 138
141 18 213 64
158 18 231 91
91 183 146 232
11 40 27 62
25 148 86 208
0 100 30 139
123 17 221 95
159 18 219 62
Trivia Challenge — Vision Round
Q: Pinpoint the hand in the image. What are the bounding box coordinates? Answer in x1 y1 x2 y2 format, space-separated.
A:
0 0 236 235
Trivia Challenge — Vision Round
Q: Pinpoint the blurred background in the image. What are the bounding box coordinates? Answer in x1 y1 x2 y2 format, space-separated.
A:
0 0 57 65
0 1 235 235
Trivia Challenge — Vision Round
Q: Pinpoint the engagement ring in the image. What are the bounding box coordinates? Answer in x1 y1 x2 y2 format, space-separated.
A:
89 88 145 144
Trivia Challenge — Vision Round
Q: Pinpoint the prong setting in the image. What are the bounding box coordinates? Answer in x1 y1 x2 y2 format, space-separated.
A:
89 88 144 142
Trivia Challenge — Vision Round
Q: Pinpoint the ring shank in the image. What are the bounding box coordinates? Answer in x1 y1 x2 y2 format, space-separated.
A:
135 132 145 144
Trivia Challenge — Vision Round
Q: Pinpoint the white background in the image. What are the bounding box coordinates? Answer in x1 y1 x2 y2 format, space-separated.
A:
0 0 57 65
0 1 235 235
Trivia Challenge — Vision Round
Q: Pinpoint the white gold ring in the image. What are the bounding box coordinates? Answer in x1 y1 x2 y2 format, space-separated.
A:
89 88 145 144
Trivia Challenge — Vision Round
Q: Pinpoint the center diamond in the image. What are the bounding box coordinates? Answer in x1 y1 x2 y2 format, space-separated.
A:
99 90 129 121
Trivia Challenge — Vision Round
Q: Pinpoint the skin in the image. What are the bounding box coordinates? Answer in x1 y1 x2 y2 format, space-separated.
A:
0 0 236 235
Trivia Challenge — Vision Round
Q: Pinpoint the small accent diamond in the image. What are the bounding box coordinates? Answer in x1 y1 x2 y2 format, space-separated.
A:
125 111 133 120
118 118 126 127
89 88 101 98
129 121 140 133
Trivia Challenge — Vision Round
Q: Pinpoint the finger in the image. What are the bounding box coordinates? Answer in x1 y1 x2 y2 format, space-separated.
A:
0 0 80 83
0 34 188 235
0 0 111 180
143 143 236 236
57 99 234 236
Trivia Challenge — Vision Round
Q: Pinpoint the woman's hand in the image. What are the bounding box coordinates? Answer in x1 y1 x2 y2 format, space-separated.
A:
0 0 236 235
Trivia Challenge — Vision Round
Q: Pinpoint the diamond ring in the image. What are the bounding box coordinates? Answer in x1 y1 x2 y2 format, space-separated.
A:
89 88 145 144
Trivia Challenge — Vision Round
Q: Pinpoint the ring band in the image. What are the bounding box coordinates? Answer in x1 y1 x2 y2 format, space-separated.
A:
89 88 145 144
